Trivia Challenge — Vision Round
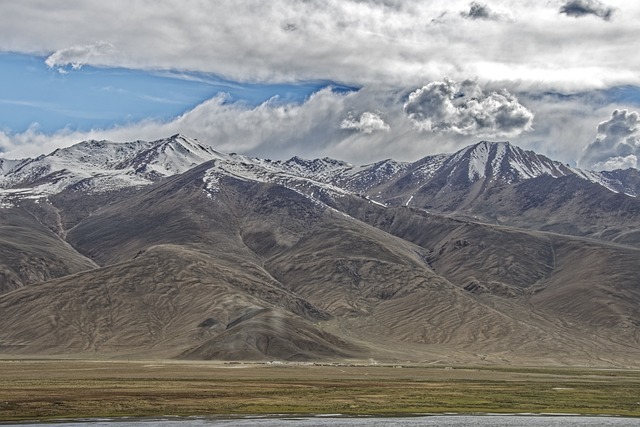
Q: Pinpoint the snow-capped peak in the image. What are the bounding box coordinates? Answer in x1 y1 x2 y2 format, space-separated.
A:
447 141 572 184
0 135 232 207
121 134 228 178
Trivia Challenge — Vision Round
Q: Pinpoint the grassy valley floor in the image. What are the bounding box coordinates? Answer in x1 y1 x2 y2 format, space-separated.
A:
1 359 640 421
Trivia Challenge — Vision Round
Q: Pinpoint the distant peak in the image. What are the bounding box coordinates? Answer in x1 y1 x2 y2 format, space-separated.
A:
445 139 572 183
155 134 208 152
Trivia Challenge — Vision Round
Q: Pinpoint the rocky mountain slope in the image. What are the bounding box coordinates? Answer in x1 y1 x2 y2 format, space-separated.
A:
0 135 638 365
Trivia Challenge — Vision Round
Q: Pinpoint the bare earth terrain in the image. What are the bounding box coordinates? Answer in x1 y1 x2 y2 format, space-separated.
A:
1 359 639 421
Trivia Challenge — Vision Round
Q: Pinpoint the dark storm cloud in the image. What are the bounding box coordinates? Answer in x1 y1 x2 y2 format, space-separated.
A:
579 109 640 170
461 2 499 20
560 0 615 21
403 79 534 137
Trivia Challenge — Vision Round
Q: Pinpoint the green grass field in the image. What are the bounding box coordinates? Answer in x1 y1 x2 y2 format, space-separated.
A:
1 360 639 421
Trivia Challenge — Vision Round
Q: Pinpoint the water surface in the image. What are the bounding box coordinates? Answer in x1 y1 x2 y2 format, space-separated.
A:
4 415 640 426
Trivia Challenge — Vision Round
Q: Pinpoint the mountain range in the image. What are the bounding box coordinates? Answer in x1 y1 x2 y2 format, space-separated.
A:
0 134 639 366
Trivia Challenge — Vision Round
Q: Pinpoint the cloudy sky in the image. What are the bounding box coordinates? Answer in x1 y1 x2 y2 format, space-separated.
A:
1 0 640 169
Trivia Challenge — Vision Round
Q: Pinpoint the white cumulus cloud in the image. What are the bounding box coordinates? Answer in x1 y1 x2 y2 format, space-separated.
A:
403 79 534 137
592 155 637 170
579 109 640 170
340 111 390 133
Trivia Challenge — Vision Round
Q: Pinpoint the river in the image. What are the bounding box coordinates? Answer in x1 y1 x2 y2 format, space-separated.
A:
3 415 640 426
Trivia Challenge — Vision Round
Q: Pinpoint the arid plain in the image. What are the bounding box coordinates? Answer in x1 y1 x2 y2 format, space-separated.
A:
1 358 640 421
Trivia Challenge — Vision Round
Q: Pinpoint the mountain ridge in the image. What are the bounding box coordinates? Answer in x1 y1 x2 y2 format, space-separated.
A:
2 136 638 202
3 135 640 245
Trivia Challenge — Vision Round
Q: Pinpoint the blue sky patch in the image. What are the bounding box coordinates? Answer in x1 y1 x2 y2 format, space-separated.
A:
0 52 354 134
603 86 640 106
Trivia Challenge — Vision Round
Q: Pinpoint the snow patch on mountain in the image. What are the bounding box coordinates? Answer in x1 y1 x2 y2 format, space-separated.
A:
570 167 639 196
468 141 491 180
490 142 507 178
0 158 26 175
202 168 221 199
